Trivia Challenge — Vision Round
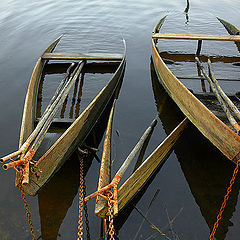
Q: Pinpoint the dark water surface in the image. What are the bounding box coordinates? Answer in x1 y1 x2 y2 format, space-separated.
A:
0 0 240 239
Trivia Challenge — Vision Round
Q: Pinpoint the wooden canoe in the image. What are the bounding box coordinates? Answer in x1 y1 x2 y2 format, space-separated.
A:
10 36 126 195
93 117 188 218
152 16 240 164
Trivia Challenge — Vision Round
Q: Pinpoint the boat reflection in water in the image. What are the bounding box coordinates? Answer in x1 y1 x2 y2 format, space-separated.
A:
151 60 240 240
37 61 124 240
38 97 115 240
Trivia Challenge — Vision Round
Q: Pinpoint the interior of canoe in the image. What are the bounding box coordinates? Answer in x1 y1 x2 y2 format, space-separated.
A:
33 57 122 161
153 33 240 132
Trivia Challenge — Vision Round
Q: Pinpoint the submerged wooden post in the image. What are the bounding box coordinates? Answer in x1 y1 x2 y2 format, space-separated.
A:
196 40 202 55
114 119 158 179
196 57 240 134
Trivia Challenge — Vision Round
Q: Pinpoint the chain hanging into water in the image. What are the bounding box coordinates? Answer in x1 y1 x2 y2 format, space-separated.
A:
107 191 116 240
77 156 84 240
18 183 37 240
209 158 240 240
83 178 91 240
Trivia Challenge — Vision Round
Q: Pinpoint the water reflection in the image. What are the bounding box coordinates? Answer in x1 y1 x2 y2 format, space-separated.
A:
1 0 240 239
36 62 119 131
38 96 114 240
151 60 240 240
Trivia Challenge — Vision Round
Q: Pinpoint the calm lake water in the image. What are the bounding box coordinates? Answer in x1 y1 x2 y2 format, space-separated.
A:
0 0 240 239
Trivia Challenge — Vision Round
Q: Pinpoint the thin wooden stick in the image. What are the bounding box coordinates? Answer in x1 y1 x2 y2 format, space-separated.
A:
42 62 76 117
208 59 240 121
133 189 160 240
132 125 155 173
134 205 172 240
195 57 240 134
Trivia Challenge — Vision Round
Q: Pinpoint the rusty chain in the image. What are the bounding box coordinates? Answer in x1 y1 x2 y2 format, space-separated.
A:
83 178 91 240
18 182 37 240
107 191 116 240
209 158 240 240
77 155 84 240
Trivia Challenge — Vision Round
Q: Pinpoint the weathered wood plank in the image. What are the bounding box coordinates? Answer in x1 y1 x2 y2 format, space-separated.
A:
42 52 123 61
152 33 240 41
160 52 240 63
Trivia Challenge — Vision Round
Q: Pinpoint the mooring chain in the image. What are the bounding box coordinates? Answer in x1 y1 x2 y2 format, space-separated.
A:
77 155 84 240
209 158 240 240
83 178 91 240
107 191 116 240
18 179 37 240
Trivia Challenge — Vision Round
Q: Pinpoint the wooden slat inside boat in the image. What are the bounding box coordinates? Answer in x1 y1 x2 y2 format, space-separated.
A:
152 16 240 164
5 36 127 196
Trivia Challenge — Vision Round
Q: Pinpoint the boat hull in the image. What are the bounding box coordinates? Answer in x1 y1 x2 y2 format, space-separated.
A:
152 39 240 163
17 39 126 195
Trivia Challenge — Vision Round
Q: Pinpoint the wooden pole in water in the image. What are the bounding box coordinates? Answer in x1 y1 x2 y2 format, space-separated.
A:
195 57 240 134
43 62 76 116
115 119 158 179
208 59 240 121
1 62 77 163
20 62 78 154
1 61 85 183
20 61 85 184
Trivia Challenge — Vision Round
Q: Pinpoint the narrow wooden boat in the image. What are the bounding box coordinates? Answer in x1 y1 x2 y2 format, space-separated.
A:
1 36 126 196
152 16 240 164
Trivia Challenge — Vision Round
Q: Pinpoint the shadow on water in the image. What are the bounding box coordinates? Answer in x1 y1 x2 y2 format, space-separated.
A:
150 59 240 240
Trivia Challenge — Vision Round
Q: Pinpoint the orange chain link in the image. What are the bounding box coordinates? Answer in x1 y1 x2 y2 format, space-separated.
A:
209 159 240 240
107 191 116 240
18 184 37 240
77 155 84 240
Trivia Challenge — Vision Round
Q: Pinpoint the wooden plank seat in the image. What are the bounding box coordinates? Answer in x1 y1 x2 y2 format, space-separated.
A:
42 52 123 61
152 33 240 41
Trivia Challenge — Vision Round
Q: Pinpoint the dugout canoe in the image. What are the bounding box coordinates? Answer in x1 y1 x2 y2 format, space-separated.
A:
152 16 240 164
2 36 126 196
